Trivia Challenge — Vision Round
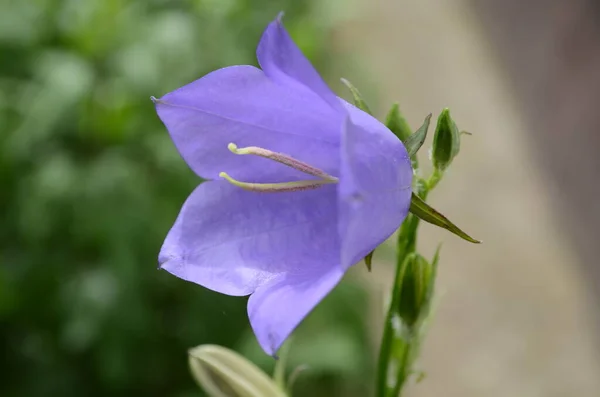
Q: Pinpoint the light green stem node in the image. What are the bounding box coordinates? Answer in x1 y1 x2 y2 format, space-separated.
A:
220 143 338 193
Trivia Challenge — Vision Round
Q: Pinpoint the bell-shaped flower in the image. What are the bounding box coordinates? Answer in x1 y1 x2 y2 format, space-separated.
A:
153 14 412 356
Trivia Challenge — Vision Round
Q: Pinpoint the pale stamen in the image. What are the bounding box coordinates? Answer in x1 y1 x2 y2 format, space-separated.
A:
220 143 338 193
227 143 336 182
219 172 336 193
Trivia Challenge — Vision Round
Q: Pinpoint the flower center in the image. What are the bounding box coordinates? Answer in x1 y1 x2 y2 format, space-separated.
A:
219 143 338 193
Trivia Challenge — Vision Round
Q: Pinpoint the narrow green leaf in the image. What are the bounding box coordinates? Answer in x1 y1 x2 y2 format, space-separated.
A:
409 193 481 244
384 103 412 142
405 113 432 157
340 78 372 114
364 250 375 272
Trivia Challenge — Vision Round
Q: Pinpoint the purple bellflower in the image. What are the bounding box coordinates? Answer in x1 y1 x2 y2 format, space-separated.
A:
152 14 412 355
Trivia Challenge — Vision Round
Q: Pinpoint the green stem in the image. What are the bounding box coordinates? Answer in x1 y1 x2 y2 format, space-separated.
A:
273 339 292 393
375 172 438 397
391 331 415 397
427 169 442 192
374 214 420 397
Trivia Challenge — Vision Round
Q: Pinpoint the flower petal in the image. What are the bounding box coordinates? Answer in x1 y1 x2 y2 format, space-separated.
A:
247 264 345 355
153 65 342 181
159 180 340 296
338 102 413 268
256 14 344 113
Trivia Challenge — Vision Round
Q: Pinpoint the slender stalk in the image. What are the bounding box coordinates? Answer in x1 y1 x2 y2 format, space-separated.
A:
375 213 420 397
375 175 435 397
391 330 415 397
273 339 292 393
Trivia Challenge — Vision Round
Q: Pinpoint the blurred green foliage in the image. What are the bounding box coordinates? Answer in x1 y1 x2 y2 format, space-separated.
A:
0 0 373 396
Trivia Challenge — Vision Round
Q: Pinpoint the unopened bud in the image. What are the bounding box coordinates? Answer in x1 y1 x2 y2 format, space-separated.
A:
188 344 286 397
396 253 433 327
432 108 461 171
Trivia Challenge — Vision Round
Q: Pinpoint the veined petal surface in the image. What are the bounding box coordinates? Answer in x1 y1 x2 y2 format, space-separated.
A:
159 181 340 296
248 264 344 355
257 14 344 113
154 65 342 181
338 102 413 269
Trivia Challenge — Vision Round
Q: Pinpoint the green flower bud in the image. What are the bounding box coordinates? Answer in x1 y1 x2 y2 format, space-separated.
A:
396 253 433 328
188 345 287 397
432 108 461 171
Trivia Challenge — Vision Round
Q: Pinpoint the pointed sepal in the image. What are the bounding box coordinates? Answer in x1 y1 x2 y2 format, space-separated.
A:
364 250 375 272
341 78 372 114
384 103 413 142
404 113 432 158
409 193 480 243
